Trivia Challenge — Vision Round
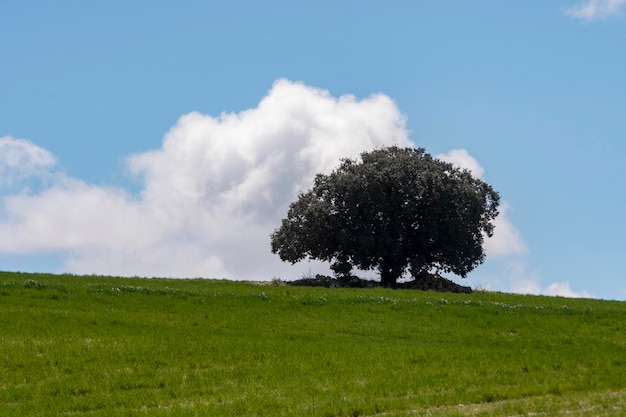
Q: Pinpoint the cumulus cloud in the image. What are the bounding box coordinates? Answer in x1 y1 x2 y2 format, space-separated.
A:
434 150 581 297
0 136 57 189
436 149 526 258
1 80 535 283
0 80 411 279
506 261 542 295
502 261 592 298
544 282 592 298
563 0 626 21
436 149 484 179
484 204 527 257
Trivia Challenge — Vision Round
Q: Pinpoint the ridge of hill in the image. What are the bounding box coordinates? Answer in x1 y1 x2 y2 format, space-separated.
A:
1 271 625 416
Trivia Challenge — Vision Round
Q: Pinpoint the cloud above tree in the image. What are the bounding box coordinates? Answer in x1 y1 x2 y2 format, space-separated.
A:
0 79 526 282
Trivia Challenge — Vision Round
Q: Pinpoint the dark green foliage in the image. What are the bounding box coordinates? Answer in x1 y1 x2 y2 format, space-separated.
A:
271 146 500 286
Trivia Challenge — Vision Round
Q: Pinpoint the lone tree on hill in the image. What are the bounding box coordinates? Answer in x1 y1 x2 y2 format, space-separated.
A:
270 146 500 287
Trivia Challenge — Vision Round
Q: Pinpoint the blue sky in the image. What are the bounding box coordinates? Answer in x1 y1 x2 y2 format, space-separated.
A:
1 1 625 299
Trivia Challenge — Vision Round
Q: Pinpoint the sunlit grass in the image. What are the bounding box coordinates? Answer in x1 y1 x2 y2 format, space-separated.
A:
1 271 625 416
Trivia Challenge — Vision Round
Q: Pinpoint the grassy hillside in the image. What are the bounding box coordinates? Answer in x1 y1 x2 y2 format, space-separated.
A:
1 271 625 416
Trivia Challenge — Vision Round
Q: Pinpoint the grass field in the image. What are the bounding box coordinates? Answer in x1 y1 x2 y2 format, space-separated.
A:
1 271 625 416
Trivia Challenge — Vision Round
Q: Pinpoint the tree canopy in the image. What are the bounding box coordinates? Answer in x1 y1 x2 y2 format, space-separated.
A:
270 146 500 286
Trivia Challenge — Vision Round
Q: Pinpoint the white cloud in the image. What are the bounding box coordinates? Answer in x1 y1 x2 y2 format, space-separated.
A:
0 81 534 283
436 149 484 179
502 261 592 298
543 282 592 298
484 203 527 257
512 280 542 295
563 0 626 21
506 261 542 295
436 149 526 258
0 79 411 279
0 136 57 189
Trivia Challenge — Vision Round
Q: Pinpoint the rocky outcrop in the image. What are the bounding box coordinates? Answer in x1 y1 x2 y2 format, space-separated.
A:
288 273 472 294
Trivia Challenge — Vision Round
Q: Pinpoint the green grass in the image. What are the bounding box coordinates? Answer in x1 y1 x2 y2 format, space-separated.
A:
1 271 625 416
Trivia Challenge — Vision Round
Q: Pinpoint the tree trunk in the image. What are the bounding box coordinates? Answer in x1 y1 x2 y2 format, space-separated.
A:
331 257 352 283
379 265 399 287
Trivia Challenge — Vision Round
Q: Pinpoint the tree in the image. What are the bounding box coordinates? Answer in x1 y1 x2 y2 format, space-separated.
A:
270 146 500 287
